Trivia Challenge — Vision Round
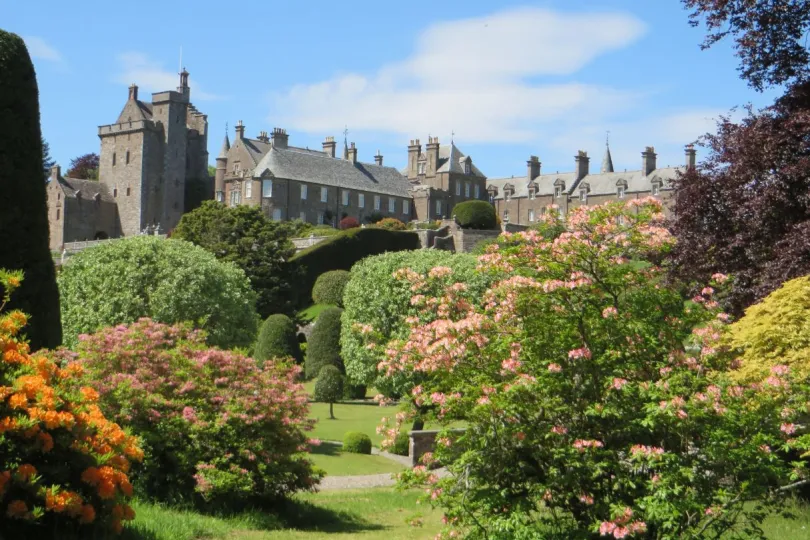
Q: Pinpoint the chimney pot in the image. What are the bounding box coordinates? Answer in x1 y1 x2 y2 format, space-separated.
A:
527 155 541 181
685 144 697 170
322 136 337 157
347 142 358 164
374 151 383 166
235 120 245 140
270 127 288 149
50 165 61 182
642 146 658 176
128 84 138 101
575 151 590 180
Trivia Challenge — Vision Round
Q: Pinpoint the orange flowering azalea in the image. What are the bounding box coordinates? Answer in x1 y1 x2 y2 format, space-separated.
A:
38 431 54 452
79 504 95 524
8 392 27 408
6 499 28 519
15 464 36 481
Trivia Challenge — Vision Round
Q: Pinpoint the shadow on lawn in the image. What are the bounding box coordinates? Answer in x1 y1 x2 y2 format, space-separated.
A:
309 441 341 456
274 498 385 534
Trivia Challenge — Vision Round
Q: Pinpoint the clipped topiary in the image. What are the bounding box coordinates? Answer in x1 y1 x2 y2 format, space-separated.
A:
312 270 351 307
254 314 303 365
305 306 344 378
343 432 372 454
452 200 497 230
390 431 410 457
374 218 407 231
314 365 344 419
0 30 62 350
339 216 360 230
726 274 810 383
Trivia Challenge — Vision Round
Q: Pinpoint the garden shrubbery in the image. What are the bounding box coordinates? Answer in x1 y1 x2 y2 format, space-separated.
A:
338 217 359 230
58 236 258 350
311 270 351 307
305 307 343 379
253 314 302 365
390 432 410 457
0 271 142 537
68 319 319 509
314 365 343 420
343 432 371 455
374 218 407 231
451 200 497 230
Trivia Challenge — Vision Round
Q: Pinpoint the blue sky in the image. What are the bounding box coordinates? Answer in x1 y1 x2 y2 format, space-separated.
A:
5 0 778 177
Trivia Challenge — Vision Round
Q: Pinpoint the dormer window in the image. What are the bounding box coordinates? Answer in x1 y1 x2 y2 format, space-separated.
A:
580 190 588 203
417 161 426 175
464 160 471 175
528 182 537 200
651 181 662 196
617 180 627 199
504 183 514 202
554 181 565 198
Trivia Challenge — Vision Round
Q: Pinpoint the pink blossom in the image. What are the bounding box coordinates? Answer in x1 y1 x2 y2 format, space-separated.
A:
781 423 797 435
602 306 618 318
701 287 714 296
547 363 562 373
711 272 729 283
579 493 594 505
568 347 592 360
551 425 568 435
611 378 628 390
771 365 790 376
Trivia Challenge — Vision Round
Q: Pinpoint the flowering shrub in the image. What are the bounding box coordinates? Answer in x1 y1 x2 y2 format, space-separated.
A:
374 218 408 231
339 216 360 230
384 200 810 538
0 270 142 537
64 319 320 509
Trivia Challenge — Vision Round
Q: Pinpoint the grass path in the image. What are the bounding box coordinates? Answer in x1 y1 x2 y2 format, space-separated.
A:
308 442 404 476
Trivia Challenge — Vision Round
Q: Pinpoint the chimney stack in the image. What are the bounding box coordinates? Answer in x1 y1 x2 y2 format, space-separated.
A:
271 127 288 149
575 150 590 181
50 165 61 182
374 150 383 166
527 155 541 181
257 131 270 143
642 146 657 176
426 136 440 175
685 144 696 170
128 84 138 101
235 120 245 140
347 142 358 164
323 136 337 158
407 139 422 179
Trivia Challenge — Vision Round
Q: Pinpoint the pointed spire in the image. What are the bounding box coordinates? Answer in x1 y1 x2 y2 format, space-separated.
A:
601 132 614 173
343 126 349 160
217 127 231 160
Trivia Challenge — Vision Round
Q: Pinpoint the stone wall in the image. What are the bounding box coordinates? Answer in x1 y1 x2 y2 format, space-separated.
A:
452 228 501 253
291 235 328 251
408 429 466 467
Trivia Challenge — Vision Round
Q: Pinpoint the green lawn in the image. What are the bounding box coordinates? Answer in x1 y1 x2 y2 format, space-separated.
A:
308 442 404 476
122 488 441 540
308 401 394 447
298 304 333 322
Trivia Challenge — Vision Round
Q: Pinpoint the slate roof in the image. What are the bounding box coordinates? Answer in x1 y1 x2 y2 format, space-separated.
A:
115 99 153 124
487 172 577 199
242 138 272 166
436 144 486 176
57 177 116 203
252 147 412 198
218 134 231 159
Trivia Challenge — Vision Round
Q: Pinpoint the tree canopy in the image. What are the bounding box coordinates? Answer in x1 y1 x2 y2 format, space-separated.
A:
66 152 99 180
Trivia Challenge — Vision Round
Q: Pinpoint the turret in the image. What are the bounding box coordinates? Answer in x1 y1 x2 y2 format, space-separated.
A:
215 132 230 202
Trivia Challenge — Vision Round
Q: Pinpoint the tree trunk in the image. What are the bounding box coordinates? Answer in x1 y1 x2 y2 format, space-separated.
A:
329 401 335 419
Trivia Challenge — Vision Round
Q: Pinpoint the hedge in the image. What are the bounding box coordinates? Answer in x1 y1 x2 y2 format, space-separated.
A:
289 228 419 306
253 313 303 364
312 270 351 307
0 30 61 350
343 432 372 454
452 200 498 230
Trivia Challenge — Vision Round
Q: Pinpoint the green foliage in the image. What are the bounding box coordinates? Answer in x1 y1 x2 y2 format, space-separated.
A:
390 432 410 457
305 307 344 379
41 137 55 179
374 218 407 231
58 236 258 349
0 30 62 350
312 270 351 307
290 228 419 307
451 200 497 230
173 201 298 319
365 212 385 224
342 432 372 455
726 275 810 383
183 177 212 213
340 250 495 397
343 383 366 400
253 314 303 365
314 365 344 405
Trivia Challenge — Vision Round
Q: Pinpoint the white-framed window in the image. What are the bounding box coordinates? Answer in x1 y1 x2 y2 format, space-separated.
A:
342 190 350 206
403 199 410 215
299 210 307 222
529 209 535 222
617 185 626 199
417 162 426 175
262 179 273 198
230 188 241 207
272 208 282 221
435 199 442 217
505 191 511 202
321 187 328 202
652 182 661 196
455 182 461 196
233 162 241 173
359 193 365 208
301 184 308 200
389 198 396 213
465 161 471 175
245 180 252 199
465 182 471 197
216 192 224 203
580 190 588 203
474 184 480 198
529 189 536 200
374 195 381 210
503 209 509 221
318 211 325 225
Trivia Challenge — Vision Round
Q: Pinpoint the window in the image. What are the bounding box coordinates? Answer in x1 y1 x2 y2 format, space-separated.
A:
112 153 116 166
580 190 588 203
389 198 396 213
374 195 381 210
503 209 509 222
465 182 470 197
652 183 661 196
455 182 461 196
359 193 365 208
299 211 307 222
230 189 241 207
529 209 535 222
505 191 511 202
113 188 118 198
321 187 328 202
417 161 426 175
529 189 536 200
126 187 131 196
555 186 562 198
318 211 325 225
301 184 308 200
245 181 252 199
617 185 626 199
465 161 471 175
125 150 130 165
474 184 480 198
272 208 282 221
57 192 60 201
56 209 60 220
435 199 442 217
233 162 241 173
262 180 273 198
216 192 224 203
403 200 410 215
342 191 350 206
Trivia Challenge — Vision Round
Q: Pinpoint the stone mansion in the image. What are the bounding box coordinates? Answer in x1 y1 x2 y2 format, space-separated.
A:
46 74 690 250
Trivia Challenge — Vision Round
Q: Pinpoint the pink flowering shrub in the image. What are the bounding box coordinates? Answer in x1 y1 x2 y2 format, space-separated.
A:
58 319 320 509
389 200 810 538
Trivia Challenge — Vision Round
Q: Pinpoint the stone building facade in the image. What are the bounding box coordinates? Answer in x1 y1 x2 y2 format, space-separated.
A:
485 144 696 226
46 71 209 250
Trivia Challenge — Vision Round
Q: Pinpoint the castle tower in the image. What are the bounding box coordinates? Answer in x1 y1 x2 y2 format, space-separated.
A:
215 132 230 202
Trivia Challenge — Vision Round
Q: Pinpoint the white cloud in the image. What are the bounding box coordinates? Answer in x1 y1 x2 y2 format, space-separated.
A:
271 7 648 143
24 36 63 63
115 52 224 101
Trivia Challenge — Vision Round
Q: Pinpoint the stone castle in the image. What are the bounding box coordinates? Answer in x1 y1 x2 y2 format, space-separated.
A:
47 74 689 250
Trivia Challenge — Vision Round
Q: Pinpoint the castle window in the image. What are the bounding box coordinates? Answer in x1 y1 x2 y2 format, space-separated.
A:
403 200 410 215
230 188 241 206
417 161 426 175
342 191 350 206
465 182 470 198
465 161 471 175
318 211 325 225
301 184 308 200
455 182 461 196
112 153 116 166
262 180 273 198
57 192 60 201
113 188 118 198
125 150 130 165
505 191 511 202
503 209 509 222
216 192 224 203
374 195 381 210
126 187 131 196
233 162 241 173
321 187 328 203
358 193 365 208
299 211 307 222
272 208 282 221
56 209 60 220
388 198 396 213
435 199 442 217
245 180 252 199
528 208 536 222
617 185 626 199
474 184 480 198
